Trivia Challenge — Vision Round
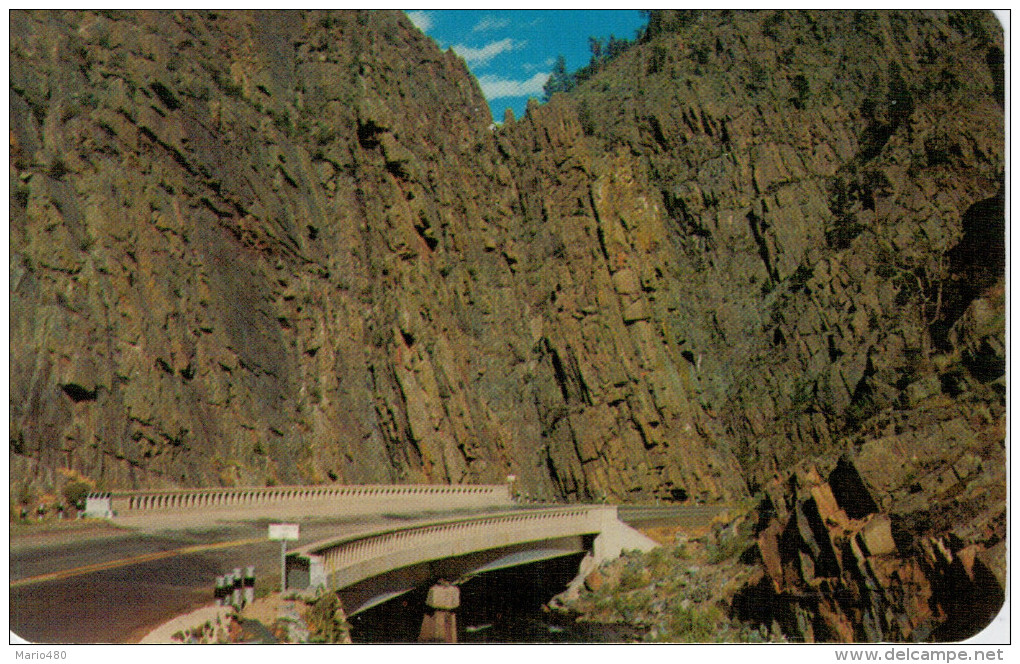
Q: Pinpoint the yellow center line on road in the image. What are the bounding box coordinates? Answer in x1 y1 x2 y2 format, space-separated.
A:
10 536 267 588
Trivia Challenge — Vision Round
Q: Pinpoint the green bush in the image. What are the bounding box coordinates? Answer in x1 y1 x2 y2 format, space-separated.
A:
612 587 654 623
305 592 350 643
62 480 92 510
617 561 648 592
656 604 724 642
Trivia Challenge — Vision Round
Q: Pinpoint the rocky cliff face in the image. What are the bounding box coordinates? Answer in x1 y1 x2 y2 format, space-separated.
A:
9 9 742 500
10 9 1003 527
570 10 1004 483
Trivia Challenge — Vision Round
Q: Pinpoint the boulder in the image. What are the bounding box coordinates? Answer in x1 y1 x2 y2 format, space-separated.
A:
757 521 784 590
811 481 850 529
858 514 896 557
584 569 605 592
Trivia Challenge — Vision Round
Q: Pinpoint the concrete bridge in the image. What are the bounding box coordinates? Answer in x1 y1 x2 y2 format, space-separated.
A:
285 504 656 618
84 483 514 521
84 483 667 641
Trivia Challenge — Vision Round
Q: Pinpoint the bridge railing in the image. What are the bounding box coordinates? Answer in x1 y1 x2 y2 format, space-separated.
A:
289 505 619 591
85 484 512 519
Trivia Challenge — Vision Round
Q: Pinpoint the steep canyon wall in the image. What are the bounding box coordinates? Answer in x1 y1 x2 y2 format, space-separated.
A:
10 11 1004 518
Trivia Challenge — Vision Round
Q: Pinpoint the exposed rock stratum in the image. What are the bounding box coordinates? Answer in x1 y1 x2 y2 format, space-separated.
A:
9 11 1005 638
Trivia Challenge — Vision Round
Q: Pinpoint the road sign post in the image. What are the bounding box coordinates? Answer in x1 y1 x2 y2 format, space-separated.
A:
268 523 299 592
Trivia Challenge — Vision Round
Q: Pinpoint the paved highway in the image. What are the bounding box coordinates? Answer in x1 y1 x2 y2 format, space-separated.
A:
10 515 431 643
617 504 728 529
10 503 724 643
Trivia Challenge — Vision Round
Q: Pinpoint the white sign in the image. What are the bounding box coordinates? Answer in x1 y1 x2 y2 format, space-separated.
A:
268 523 300 541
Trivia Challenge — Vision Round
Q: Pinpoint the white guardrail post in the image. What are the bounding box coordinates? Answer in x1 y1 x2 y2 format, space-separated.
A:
84 492 113 519
244 566 255 605
89 484 514 519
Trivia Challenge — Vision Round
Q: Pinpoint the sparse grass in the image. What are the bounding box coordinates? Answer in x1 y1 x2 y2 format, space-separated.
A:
707 533 749 564
617 560 647 592
571 498 775 643
612 587 655 624
653 603 725 642
303 591 351 643
254 573 279 599
644 542 690 578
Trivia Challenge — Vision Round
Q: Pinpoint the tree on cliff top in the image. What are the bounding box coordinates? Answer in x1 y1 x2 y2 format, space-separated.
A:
543 55 571 101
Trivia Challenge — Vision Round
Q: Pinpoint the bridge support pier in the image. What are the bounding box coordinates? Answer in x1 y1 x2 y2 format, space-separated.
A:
419 583 459 643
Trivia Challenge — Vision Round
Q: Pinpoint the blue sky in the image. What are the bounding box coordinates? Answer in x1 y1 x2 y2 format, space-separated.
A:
405 10 647 121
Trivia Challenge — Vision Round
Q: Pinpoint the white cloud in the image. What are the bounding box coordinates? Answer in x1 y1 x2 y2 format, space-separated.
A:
472 16 510 32
406 11 433 32
522 57 555 73
477 72 550 100
451 38 522 67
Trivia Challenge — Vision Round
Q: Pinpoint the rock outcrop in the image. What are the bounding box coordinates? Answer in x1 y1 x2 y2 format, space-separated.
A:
9 9 747 501
10 7 1003 530
735 454 1004 642
569 10 1005 486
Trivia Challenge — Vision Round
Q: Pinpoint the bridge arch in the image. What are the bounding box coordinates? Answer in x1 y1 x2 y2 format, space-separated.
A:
285 506 656 616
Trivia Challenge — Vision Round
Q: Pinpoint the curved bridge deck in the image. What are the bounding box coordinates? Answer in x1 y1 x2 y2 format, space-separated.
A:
84 484 724 618
286 504 657 614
